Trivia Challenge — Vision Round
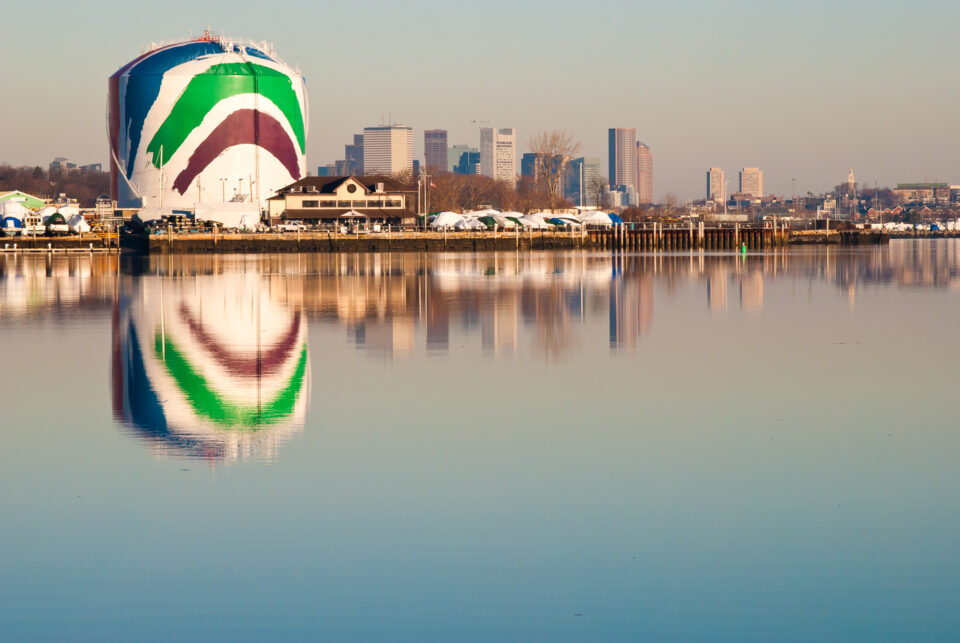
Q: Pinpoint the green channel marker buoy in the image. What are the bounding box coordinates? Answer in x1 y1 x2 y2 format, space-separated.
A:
741 243 747 254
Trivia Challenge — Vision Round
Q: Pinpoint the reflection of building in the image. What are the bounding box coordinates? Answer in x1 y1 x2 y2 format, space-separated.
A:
112 273 309 462
609 258 654 349
739 271 763 312
706 264 728 313
481 295 518 355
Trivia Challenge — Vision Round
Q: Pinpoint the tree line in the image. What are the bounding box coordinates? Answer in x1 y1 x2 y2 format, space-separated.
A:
0 165 110 207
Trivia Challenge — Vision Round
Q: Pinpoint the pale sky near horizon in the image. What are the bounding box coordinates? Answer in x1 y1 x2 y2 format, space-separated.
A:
2 0 957 200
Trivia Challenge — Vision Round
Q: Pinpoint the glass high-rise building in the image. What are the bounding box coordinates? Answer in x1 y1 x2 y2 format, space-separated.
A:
636 142 653 205
424 130 448 172
480 127 517 186
608 128 637 191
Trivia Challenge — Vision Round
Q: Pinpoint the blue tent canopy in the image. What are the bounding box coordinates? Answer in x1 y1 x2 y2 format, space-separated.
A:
608 213 624 224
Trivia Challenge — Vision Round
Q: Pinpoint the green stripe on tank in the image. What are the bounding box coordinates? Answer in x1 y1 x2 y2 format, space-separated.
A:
146 62 305 167
154 331 307 430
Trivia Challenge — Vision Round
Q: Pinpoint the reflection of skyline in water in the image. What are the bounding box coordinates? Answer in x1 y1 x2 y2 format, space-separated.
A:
2 243 960 362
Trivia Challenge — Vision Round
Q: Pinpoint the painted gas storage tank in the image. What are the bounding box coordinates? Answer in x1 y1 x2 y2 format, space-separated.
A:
108 34 308 212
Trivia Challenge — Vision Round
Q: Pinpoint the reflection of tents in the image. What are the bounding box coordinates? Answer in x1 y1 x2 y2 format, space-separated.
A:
68 214 91 233
430 212 462 229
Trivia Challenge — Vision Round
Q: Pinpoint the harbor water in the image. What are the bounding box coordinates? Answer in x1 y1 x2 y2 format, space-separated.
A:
2 241 960 641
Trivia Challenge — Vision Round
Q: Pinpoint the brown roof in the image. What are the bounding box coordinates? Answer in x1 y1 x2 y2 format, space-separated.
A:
274 175 411 197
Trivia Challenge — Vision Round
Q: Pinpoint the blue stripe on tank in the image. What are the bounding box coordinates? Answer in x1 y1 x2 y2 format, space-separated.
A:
122 41 226 177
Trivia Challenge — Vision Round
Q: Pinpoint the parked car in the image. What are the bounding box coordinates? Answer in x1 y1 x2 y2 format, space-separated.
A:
278 221 306 232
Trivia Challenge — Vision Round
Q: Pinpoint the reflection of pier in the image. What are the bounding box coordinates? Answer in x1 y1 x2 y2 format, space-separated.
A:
4 243 960 366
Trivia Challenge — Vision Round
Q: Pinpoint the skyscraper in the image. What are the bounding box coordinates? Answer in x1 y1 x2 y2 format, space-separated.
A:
424 130 448 172
480 127 517 186
344 134 363 175
565 157 603 206
739 167 763 198
362 126 413 175
707 168 725 201
608 128 637 190
636 142 653 205
448 145 474 173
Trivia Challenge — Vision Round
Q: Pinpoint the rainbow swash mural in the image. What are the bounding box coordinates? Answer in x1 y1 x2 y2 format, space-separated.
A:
112 272 310 462
108 34 308 210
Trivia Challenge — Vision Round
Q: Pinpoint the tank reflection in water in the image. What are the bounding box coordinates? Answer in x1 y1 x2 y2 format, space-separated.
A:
111 271 310 462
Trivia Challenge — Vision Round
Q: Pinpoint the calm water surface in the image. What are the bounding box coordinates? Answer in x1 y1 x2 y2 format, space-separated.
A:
2 242 959 641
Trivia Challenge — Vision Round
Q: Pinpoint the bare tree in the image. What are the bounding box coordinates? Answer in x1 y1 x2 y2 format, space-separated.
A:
527 130 582 211
663 193 679 213
587 175 609 209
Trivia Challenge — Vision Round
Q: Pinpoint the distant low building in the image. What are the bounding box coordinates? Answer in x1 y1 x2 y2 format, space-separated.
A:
0 190 45 210
267 176 416 226
894 183 950 205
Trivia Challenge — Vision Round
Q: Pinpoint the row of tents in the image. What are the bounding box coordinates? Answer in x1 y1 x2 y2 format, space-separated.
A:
427 209 624 231
1 200 91 236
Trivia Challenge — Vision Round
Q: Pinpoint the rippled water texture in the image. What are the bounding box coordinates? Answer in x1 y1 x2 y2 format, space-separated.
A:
2 242 959 641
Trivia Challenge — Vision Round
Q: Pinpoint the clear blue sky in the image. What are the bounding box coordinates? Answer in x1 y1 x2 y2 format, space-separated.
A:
2 0 958 199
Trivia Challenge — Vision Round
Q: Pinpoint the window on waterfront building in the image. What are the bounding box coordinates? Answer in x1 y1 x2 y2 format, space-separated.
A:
303 200 319 208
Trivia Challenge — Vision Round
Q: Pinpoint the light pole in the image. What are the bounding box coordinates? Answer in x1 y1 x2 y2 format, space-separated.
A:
724 180 728 216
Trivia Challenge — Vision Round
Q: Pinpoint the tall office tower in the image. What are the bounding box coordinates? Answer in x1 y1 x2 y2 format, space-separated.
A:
480 127 517 185
565 157 602 205
344 134 364 175
739 167 763 198
520 152 540 181
424 130 448 172
707 167 725 201
362 126 414 175
636 142 654 204
453 151 481 175
448 145 474 172
608 128 637 190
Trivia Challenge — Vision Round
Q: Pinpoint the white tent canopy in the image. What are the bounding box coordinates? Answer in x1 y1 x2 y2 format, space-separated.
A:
57 205 80 218
517 214 551 230
2 201 29 221
455 217 487 230
579 210 614 226
430 211 463 228
67 214 91 233
195 202 260 229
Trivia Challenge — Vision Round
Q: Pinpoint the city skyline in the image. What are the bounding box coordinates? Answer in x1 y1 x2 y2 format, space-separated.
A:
1 0 958 201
